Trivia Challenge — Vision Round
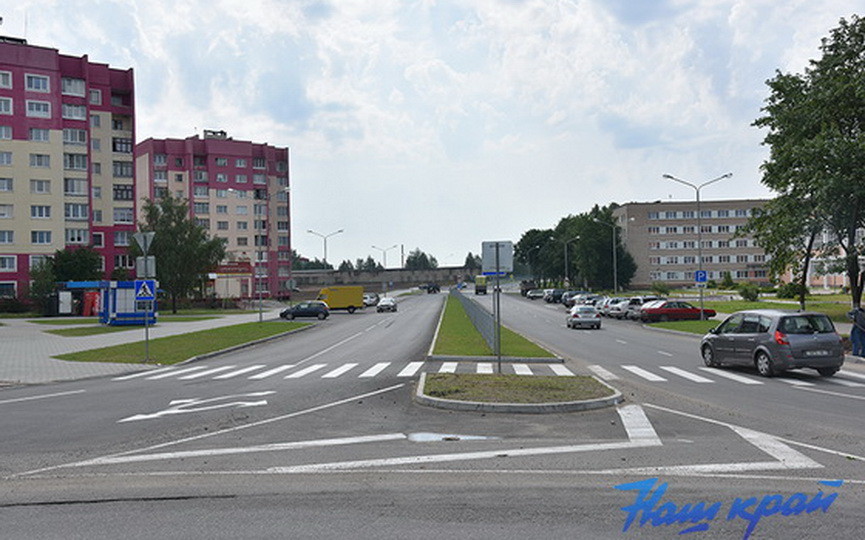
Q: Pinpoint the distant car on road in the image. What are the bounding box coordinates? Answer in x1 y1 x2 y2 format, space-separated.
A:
280 301 329 320
363 293 380 307
526 289 545 300
566 305 601 329
377 297 397 312
700 310 844 377
640 300 717 322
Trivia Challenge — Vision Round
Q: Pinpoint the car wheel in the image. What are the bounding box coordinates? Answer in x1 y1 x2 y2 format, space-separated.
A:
817 367 839 377
289 314 296 320
702 345 718 367
317 312 326 320
755 351 776 377
347 306 356 314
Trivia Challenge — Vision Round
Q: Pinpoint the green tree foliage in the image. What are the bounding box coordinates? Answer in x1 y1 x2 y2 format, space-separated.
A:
405 248 438 270
339 260 355 272
52 246 102 281
738 282 760 302
28 259 56 315
463 252 482 271
753 15 865 307
137 194 227 313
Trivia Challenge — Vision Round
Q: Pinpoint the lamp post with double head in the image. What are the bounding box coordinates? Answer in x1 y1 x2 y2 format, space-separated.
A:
662 173 732 319
307 228 344 268
372 244 398 269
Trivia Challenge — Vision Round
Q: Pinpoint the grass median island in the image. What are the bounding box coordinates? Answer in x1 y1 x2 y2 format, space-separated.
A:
54 321 308 364
424 373 614 404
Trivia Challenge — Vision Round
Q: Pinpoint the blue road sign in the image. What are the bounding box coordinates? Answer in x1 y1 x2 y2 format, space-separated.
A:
695 270 708 283
135 279 156 301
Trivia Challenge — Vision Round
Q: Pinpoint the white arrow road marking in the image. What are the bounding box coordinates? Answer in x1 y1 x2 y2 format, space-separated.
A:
117 391 275 423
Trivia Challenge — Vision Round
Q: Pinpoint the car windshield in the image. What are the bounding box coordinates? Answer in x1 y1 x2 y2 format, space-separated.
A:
779 314 835 334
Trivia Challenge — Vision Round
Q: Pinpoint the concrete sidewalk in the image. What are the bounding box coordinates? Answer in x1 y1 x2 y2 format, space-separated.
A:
0 309 285 386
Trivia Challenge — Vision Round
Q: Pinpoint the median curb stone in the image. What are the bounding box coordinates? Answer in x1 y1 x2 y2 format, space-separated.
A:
414 372 624 414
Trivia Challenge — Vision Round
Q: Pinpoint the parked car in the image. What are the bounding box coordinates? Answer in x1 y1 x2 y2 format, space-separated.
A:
376 297 397 312
544 289 566 303
600 297 627 317
607 298 631 319
624 296 662 320
363 292 380 307
526 289 545 300
280 301 330 320
566 305 601 329
640 300 717 322
700 310 844 377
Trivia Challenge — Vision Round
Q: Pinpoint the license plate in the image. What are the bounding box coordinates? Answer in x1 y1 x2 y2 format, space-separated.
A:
805 350 829 357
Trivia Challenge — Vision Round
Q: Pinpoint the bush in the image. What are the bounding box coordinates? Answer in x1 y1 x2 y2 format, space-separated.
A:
651 281 671 297
706 279 718 289
776 282 808 299
0 297 29 313
738 282 760 302
720 272 735 289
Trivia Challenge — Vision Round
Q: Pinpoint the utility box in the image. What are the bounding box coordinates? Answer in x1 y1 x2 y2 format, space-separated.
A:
98 281 158 326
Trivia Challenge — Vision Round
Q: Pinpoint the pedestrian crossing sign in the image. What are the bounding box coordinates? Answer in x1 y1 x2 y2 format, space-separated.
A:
135 279 156 301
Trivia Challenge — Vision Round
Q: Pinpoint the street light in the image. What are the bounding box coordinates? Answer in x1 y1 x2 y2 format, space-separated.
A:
371 244 398 269
662 172 732 319
307 228 344 266
593 218 618 293
551 235 580 287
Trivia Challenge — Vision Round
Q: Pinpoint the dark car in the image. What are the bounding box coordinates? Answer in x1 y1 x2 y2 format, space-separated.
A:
700 310 844 377
640 300 717 322
544 289 566 303
280 301 329 320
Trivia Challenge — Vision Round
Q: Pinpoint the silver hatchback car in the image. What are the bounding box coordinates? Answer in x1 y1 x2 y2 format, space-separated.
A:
700 310 844 377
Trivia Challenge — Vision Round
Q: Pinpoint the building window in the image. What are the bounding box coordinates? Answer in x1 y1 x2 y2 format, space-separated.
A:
194 170 208 182
31 230 52 244
61 77 86 96
112 137 133 153
0 125 10 139
0 255 16 270
236 205 248 215
700 210 712 218
217 221 229 230
735 209 749 217
154 170 167 181
64 203 88 220
667 241 679 249
174 157 184 167
92 209 102 223
193 202 210 214
683 256 696 264
235 174 247 183
683 226 695 234
648 226 660 234
90 114 101 128
237 237 248 246
195 218 210 229
237 221 248 230
0 97 11 115
114 254 134 269
0 71 11 89
0 231 13 244
154 186 168 199
30 154 51 168
0 178 11 191
664 211 677 219
277 161 288 172
112 161 133 177
113 208 134 224
64 178 88 196
114 231 130 246
718 255 731 263
736 270 749 279
216 189 228 198
683 241 695 249
89 89 102 105
64 154 88 170
92 186 102 199
112 118 125 130
754 254 766 263
215 157 228 166
63 129 87 145
736 239 749 248
26 74 50 92
216 173 227 183
30 179 51 194
701 225 713 234
717 209 729 218
175 173 184 183
253 174 266 185
216 205 228 214
0 152 11 166
113 184 134 201
193 186 208 198
253 157 266 169
28 128 49 142
154 153 167 166
682 211 695 219
62 104 87 120
0 204 12 218
236 158 247 168
65 228 89 244
647 212 659 220
666 226 678 234
92 232 104 247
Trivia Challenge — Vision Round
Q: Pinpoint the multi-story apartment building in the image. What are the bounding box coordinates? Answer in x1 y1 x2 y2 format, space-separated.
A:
613 199 770 289
135 130 291 300
0 36 135 299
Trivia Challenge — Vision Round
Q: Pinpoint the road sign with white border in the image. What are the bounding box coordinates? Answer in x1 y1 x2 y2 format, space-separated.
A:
135 279 156 301
695 270 708 283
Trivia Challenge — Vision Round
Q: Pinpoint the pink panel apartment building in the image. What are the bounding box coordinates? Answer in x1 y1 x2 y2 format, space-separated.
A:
0 36 135 299
135 130 292 300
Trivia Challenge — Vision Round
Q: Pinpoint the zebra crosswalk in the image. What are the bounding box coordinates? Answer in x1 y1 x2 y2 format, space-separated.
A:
112 361 576 383
589 364 865 389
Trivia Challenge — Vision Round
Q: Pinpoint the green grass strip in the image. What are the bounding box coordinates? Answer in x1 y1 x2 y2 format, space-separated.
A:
424 373 613 403
649 319 719 335
54 321 308 365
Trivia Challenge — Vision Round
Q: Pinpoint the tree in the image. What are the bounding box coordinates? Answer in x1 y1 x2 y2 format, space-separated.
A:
52 246 102 281
405 248 438 270
137 194 227 313
339 260 355 272
291 250 332 270
463 252 482 272
28 259 56 315
753 15 865 307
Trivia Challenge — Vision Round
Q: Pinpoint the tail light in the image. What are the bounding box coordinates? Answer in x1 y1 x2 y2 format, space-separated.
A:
774 330 789 345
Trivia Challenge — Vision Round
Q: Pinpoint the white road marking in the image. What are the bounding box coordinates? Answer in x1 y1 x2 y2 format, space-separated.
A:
587 364 618 380
146 366 207 380
839 370 865 381
213 365 266 379
549 365 574 376
112 368 174 381
285 364 327 378
118 391 276 423
299 332 364 364
397 362 424 377
513 364 533 375
618 404 661 444
795 386 865 401
657 350 674 357
659 366 714 383
698 367 763 385
248 365 296 379
322 363 358 378
439 362 458 373
476 363 494 374
776 377 815 387
621 365 667 382
178 366 237 380
615 339 628 345
0 389 86 405
359 362 390 378
825 377 865 388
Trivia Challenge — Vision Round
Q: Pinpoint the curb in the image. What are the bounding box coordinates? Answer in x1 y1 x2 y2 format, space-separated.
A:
413 372 624 414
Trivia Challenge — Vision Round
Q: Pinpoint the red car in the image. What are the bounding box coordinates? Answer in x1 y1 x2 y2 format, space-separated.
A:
639 300 716 322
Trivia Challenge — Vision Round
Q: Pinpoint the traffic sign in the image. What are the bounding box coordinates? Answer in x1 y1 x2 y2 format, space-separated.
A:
135 279 156 301
695 270 708 283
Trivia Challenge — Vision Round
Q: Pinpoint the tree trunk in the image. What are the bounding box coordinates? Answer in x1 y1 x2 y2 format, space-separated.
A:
798 231 816 310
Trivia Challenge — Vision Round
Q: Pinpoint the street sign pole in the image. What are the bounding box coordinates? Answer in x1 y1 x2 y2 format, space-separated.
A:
133 232 156 362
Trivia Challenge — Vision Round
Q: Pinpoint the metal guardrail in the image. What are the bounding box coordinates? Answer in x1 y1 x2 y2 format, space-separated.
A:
451 288 496 351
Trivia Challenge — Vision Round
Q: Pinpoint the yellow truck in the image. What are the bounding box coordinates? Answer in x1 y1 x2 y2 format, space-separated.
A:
316 286 364 313
475 275 488 295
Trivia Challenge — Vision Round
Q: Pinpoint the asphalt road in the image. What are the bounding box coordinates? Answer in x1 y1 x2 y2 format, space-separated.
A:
1 291 863 539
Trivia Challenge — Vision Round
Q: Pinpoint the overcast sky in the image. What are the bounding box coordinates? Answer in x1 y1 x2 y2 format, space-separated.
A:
2 1 858 267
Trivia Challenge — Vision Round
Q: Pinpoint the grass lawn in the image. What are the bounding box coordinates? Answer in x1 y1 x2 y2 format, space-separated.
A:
54 321 308 364
433 295 553 357
701 300 851 322
424 373 614 403
649 319 719 335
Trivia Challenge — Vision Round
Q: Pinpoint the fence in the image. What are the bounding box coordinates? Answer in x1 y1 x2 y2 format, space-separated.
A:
451 288 496 352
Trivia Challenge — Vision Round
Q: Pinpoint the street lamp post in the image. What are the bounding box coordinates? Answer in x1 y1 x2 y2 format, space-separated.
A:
551 236 580 288
662 173 732 319
372 244 398 269
307 228 344 267
593 218 618 293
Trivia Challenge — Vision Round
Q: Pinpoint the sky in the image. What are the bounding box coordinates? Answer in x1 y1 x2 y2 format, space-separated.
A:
1 1 859 267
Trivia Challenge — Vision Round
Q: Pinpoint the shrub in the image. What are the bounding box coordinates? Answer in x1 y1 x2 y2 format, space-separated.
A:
651 281 671 297
720 272 735 289
776 282 808 299
738 282 760 302
0 297 29 313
